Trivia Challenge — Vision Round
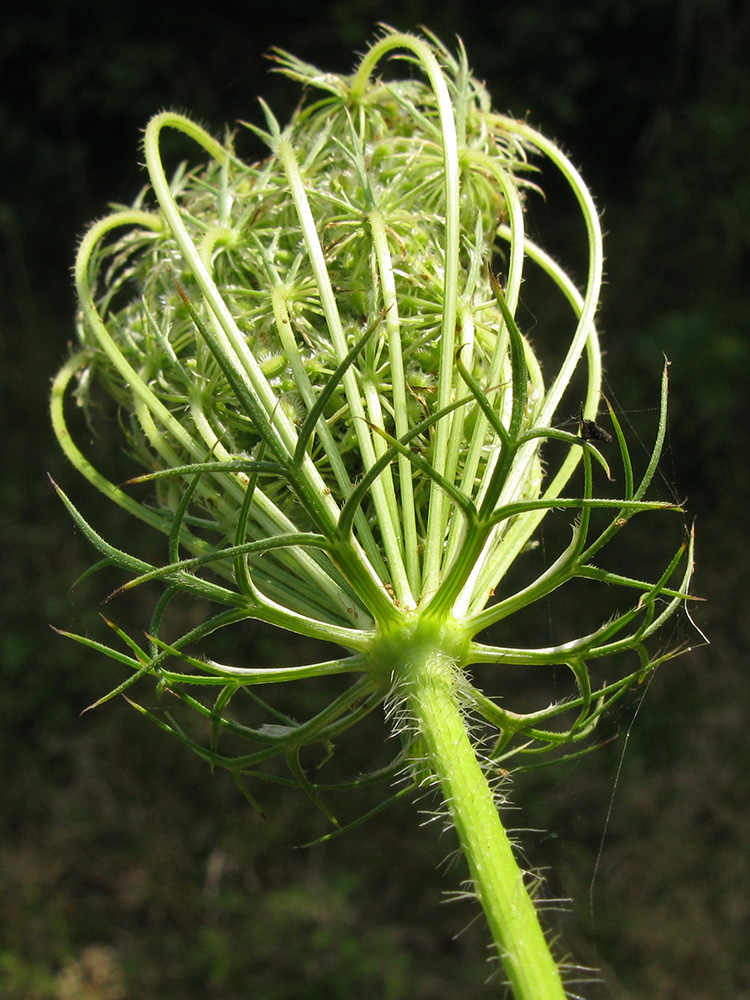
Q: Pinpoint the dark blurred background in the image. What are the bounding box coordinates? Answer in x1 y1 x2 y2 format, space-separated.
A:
1 1 748 998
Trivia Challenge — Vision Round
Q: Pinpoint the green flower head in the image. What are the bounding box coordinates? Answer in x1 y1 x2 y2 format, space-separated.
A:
53 25 695 794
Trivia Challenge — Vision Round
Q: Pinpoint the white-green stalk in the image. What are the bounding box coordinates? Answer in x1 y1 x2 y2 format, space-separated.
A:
51 28 696 998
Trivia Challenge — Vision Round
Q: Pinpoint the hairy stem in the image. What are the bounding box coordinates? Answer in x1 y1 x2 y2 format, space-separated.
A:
403 643 567 999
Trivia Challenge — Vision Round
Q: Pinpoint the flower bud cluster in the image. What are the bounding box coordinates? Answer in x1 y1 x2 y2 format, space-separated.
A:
76 34 537 543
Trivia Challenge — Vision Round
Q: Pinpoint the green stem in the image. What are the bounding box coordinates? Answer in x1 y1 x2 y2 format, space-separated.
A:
403 643 567 1000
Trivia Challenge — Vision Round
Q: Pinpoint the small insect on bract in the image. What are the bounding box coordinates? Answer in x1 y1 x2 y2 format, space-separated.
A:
578 407 613 444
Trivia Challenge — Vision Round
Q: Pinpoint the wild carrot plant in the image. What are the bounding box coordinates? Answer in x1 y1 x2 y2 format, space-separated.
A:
52 27 696 998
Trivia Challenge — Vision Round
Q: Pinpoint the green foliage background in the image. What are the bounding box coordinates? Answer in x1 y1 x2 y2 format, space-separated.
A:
1 1 748 997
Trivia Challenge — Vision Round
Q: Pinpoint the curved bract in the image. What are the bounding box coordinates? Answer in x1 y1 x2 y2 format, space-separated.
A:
52 28 696 996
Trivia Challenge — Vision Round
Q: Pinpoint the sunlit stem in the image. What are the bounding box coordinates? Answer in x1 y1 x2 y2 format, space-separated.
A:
403 643 567 1000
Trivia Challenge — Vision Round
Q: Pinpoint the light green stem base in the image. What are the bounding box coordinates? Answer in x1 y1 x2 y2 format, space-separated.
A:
403 643 568 1000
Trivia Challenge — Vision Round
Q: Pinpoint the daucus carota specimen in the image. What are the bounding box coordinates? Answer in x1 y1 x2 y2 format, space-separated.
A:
52 27 697 998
